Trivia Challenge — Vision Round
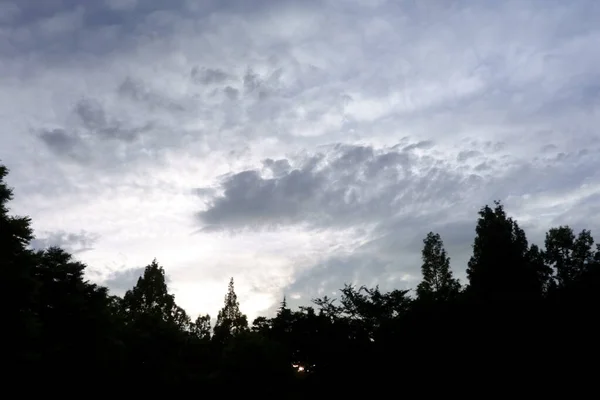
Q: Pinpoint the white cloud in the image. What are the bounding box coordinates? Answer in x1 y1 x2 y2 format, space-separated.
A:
1 0 599 321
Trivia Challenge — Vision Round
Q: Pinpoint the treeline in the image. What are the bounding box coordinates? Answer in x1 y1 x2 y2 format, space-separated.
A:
2 162 599 395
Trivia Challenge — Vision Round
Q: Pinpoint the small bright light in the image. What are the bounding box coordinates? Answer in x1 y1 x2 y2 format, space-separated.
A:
292 363 306 372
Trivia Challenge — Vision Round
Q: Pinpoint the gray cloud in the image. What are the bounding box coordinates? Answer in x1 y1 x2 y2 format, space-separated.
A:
0 0 323 61
457 150 482 162
38 129 90 163
196 141 486 231
102 266 146 296
285 253 401 302
281 211 478 303
191 67 230 85
75 97 141 141
11 0 598 182
199 140 600 301
30 230 100 254
117 77 187 113
223 86 239 100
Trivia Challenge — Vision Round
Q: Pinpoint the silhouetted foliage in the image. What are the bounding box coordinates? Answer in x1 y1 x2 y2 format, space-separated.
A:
1 164 39 377
191 314 212 341
416 232 461 302
2 161 599 394
545 226 595 288
466 201 537 298
213 277 248 344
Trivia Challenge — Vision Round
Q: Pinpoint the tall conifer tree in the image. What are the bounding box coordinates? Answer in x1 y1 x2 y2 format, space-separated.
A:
416 232 460 302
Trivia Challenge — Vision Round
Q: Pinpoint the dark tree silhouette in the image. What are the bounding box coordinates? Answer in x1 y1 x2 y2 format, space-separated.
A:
122 259 189 326
416 232 461 302
0 164 39 377
213 277 248 343
527 243 553 294
33 246 121 384
545 226 595 288
191 314 212 341
466 201 539 300
120 259 191 387
2 161 599 394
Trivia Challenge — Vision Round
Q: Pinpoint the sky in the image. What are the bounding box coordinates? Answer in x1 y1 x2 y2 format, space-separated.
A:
1 0 599 322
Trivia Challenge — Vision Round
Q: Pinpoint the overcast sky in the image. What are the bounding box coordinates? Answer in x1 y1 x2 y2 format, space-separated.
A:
1 0 599 321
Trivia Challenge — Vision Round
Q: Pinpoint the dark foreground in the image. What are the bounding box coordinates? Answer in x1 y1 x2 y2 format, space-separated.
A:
2 162 598 395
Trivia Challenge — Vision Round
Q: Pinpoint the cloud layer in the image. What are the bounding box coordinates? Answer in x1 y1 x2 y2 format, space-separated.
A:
1 0 599 320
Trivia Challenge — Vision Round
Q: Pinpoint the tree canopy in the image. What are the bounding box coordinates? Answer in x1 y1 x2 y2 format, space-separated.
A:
2 162 598 394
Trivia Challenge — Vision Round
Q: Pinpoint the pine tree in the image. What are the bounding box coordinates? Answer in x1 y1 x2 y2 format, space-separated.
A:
279 296 288 313
416 232 460 302
272 296 293 336
213 278 248 343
